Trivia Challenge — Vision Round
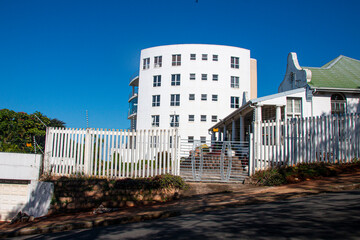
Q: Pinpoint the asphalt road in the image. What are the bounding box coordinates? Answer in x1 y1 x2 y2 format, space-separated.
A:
15 190 360 240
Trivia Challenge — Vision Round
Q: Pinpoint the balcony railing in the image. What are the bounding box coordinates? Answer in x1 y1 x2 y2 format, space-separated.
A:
128 105 137 118
129 88 139 99
129 71 139 86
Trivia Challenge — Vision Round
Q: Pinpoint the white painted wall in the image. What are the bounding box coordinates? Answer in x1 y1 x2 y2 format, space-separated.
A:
0 152 42 181
0 153 53 221
0 181 53 221
137 44 252 141
255 88 360 118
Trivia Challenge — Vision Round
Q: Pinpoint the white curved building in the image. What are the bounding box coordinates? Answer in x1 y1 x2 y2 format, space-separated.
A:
128 44 257 142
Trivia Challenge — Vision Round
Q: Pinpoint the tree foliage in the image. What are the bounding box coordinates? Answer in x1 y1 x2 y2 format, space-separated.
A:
0 109 66 153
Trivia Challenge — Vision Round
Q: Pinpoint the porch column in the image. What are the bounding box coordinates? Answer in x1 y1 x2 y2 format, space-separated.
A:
255 104 262 122
211 131 216 142
231 119 236 142
223 124 227 141
239 114 245 142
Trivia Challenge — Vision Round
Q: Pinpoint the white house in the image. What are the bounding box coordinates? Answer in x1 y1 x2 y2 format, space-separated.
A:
129 44 258 143
210 52 360 142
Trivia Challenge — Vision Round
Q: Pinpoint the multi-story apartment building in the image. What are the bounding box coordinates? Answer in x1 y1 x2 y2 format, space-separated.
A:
128 44 257 142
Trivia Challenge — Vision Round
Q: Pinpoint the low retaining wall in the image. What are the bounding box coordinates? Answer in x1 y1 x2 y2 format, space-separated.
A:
50 177 184 213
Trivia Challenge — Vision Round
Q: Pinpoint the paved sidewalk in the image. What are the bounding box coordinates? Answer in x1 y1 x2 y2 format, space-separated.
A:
1 170 360 238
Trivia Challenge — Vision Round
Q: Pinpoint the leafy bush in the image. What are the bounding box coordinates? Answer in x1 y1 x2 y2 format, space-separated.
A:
47 174 188 191
251 161 360 186
252 168 286 186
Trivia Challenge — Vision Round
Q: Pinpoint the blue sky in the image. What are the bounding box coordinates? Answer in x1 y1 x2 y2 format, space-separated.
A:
1 0 359 129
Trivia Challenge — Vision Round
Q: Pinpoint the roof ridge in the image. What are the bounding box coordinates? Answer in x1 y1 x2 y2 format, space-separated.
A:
324 55 343 69
340 55 360 63
303 55 360 70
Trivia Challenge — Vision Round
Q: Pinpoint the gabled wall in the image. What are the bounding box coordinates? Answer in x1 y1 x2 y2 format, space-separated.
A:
278 52 312 93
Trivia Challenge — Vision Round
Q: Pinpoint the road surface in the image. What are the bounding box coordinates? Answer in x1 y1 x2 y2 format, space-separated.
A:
15 190 360 240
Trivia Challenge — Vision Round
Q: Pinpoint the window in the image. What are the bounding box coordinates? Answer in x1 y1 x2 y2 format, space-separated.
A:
153 75 161 87
188 136 194 143
188 115 195 122
331 94 346 115
286 97 302 118
201 115 207 122
170 94 180 106
152 95 160 107
231 56 239 69
172 54 181 66
190 73 196 80
170 115 179 127
154 56 162 67
201 94 207 101
143 58 150 70
231 96 239 108
212 94 218 101
231 76 239 88
212 115 218 122
213 55 218 61
212 74 218 81
201 74 207 80
202 54 208 60
189 94 195 100
200 137 206 144
190 54 196 60
151 115 159 127
171 74 181 86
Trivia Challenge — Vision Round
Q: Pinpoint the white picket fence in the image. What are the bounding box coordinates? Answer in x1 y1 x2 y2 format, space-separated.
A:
249 114 360 174
44 128 180 178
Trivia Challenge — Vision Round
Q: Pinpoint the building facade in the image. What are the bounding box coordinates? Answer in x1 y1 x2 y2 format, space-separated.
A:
128 44 257 142
210 52 360 142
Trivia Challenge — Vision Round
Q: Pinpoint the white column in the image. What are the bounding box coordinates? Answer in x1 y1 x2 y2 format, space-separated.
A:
255 105 262 122
211 131 216 142
239 115 245 142
232 119 236 142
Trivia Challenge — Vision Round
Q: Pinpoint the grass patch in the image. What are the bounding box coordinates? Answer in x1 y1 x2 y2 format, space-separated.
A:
251 161 360 186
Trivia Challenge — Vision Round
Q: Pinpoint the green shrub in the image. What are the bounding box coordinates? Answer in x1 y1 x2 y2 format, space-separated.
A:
48 174 188 191
252 168 286 186
251 162 356 186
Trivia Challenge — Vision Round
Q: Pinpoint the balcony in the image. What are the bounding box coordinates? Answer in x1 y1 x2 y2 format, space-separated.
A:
128 88 138 102
128 105 137 119
129 72 139 87
128 97 138 119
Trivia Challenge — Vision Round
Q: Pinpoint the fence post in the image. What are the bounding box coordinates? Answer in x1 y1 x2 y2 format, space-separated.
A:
249 133 254 176
43 127 53 174
176 129 180 176
84 128 91 175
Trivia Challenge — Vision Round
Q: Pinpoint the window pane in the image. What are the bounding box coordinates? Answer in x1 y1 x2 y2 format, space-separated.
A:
287 99 293 113
294 99 301 113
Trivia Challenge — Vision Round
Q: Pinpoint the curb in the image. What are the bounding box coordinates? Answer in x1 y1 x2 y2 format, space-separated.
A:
1 182 360 238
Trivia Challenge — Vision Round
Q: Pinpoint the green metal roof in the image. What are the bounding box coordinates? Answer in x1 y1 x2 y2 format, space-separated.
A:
303 56 360 89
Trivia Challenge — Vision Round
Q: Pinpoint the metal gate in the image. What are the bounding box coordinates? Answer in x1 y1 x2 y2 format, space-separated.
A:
179 140 249 182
